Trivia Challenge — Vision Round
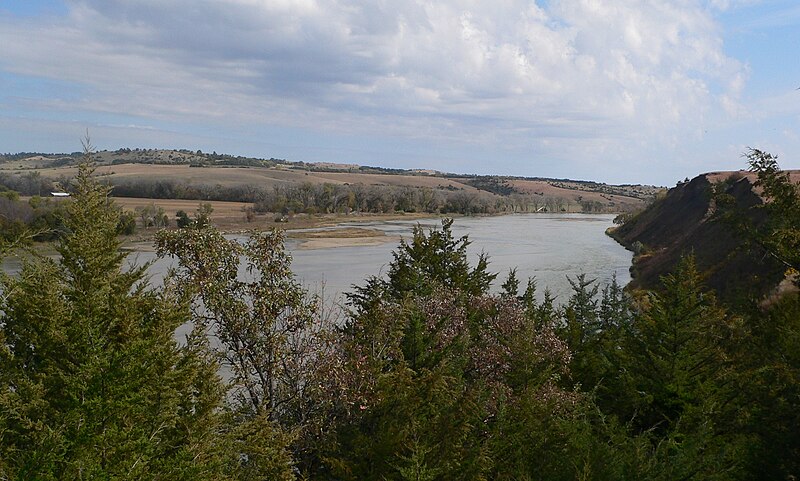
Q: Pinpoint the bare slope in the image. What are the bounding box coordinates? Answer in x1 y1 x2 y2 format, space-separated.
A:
610 171 799 301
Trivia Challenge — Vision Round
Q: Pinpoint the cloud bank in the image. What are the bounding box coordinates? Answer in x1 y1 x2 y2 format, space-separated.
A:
0 0 758 183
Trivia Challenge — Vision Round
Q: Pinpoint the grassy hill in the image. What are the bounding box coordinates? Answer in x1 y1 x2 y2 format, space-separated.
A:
0 148 660 216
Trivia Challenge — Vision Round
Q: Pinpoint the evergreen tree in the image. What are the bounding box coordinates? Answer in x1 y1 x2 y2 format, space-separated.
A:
0 162 228 479
618 256 747 478
625 257 730 431
734 291 800 479
559 274 601 389
745 149 800 277
330 219 611 480
380 218 496 299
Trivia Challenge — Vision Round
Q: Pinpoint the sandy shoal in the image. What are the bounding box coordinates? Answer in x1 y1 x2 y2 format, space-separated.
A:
295 235 400 250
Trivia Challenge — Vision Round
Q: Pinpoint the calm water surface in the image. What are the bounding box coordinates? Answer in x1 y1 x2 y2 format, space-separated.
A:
3 214 632 306
284 214 631 305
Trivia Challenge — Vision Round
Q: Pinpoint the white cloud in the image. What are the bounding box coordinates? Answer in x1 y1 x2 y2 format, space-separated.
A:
0 0 751 182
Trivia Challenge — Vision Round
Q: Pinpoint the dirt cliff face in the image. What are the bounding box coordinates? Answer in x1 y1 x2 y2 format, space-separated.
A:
610 173 787 302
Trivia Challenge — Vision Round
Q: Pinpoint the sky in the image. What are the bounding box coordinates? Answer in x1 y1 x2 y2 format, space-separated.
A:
0 0 798 185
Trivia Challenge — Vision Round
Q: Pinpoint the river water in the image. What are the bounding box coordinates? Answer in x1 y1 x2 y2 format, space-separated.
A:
283 214 631 305
3 214 632 306
2 213 631 345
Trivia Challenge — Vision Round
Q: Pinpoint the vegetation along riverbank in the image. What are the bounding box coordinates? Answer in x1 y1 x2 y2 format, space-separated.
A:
0 148 661 247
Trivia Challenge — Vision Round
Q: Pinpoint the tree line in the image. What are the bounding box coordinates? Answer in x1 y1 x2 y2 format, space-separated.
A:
1 150 798 479
111 177 595 215
0 170 628 217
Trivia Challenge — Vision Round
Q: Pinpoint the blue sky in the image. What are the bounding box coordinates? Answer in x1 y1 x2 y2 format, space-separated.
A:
0 0 798 185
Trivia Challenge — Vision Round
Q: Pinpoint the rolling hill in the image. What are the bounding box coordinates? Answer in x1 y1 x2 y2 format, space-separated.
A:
0 148 661 215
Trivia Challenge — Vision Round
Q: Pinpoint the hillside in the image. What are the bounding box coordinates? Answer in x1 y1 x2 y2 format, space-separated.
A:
0 149 660 214
609 170 800 302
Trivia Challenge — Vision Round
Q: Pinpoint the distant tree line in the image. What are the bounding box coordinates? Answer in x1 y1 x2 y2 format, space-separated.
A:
0 192 68 242
108 178 264 203
465 176 517 195
254 183 509 215
0 171 65 197
110 178 621 215
0 169 635 218
0 152 81 162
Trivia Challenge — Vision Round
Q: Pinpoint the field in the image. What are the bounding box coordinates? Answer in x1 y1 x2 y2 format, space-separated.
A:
20 163 481 192
107 196 439 234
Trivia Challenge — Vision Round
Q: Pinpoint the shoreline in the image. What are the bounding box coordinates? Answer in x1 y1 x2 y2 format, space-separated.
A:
7 211 621 255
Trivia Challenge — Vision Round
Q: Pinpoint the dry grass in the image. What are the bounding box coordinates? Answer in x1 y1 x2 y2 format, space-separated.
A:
110 197 254 233
508 179 645 210
112 197 250 215
705 170 800 184
27 163 480 191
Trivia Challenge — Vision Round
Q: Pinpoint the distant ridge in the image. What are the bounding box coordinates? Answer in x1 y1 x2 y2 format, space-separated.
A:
0 148 662 214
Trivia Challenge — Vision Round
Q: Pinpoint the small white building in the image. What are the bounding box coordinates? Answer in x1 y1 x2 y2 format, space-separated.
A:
50 192 70 197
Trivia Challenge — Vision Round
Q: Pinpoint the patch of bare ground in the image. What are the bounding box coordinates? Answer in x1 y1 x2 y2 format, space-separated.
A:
286 226 401 249
111 197 250 216
287 227 387 239
761 272 800 308
267 212 439 231
705 170 800 184
293 235 400 250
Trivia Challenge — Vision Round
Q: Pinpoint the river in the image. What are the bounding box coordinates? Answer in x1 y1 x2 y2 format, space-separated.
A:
3 214 632 306
283 214 632 305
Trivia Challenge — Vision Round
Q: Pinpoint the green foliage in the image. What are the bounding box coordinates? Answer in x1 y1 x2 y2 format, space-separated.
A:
745 148 800 276
0 190 19 201
500 268 520 298
157 227 317 418
561 274 600 351
195 202 214 227
610 257 750 478
330 365 489 480
560 274 635 409
624 257 733 431
117 209 137 235
330 219 623 480
175 209 192 228
0 192 68 242
733 293 800 479
387 218 495 298
226 413 296 481
157 223 333 478
0 162 228 479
